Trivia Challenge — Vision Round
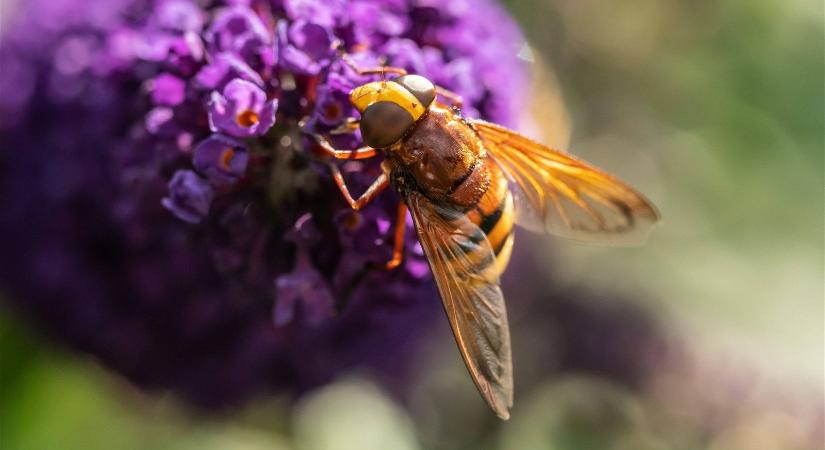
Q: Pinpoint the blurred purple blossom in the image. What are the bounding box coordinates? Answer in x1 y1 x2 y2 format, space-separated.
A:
145 106 176 134
151 73 187 106
0 0 529 408
155 0 206 32
273 214 335 327
162 170 215 223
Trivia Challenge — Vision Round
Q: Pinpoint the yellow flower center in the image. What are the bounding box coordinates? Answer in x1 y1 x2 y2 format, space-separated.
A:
235 110 260 128
219 148 235 170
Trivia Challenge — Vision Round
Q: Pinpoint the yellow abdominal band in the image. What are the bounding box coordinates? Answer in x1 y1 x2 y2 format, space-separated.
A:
349 81 427 121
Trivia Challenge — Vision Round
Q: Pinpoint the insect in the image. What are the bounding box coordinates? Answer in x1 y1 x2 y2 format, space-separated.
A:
304 59 660 420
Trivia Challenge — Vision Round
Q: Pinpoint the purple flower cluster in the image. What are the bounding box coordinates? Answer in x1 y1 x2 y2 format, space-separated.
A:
0 0 528 407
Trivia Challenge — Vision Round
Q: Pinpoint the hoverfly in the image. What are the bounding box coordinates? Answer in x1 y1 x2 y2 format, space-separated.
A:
304 58 660 420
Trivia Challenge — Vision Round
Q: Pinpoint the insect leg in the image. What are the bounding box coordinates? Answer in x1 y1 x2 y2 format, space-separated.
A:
329 118 360 135
307 132 377 160
339 53 408 77
331 40 407 77
328 163 389 210
384 202 409 270
435 86 464 109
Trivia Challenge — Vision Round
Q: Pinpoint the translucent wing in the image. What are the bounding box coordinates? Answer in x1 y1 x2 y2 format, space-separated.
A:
405 192 513 419
473 121 660 245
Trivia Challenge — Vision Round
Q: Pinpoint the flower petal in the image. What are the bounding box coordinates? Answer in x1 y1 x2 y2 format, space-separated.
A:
192 134 249 186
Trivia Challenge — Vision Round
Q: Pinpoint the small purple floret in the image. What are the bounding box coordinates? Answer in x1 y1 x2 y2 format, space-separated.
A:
192 134 249 186
208 78 277 138
277 20 334 76
206 5 273 68
194 52 263 90
312 71 357 127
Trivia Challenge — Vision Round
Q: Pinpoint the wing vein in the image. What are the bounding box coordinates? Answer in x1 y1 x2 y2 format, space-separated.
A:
473 120 659 245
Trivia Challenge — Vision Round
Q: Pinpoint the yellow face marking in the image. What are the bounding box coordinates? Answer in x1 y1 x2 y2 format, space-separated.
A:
349 81 426 120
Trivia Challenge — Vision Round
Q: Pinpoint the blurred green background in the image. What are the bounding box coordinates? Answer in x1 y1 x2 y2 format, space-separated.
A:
1 0 822 449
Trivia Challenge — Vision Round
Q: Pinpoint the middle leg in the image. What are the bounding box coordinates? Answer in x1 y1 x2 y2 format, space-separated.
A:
384 202 408 270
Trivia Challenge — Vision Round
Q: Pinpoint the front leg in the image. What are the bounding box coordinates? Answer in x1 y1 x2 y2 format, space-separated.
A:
329 118 360 135
436 86 464 109
339 52 408 78
307 131 377 160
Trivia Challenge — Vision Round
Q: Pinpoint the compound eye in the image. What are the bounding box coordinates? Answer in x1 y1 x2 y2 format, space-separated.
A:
393 75 436 108
359 101 415 149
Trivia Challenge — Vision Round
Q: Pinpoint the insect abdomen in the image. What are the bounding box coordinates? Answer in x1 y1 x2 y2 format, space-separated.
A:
457 165 515 279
